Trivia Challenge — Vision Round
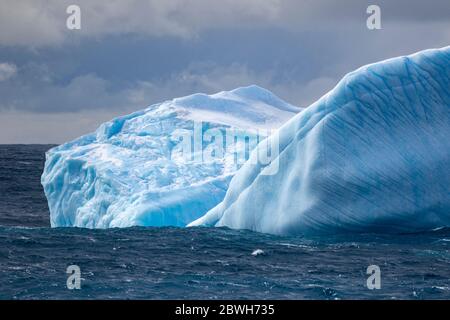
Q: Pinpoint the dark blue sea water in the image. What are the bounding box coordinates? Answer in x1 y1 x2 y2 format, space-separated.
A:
0 145 449 300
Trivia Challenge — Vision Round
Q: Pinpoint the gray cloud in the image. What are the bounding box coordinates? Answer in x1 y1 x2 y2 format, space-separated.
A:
0 62 17 81
0 61 337 114
0 61 340 143
0 0 280 46
0 0 449 143
1 0 449 47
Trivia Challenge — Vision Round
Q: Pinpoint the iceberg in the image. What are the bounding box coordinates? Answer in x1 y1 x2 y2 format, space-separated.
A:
190 47 450 235
41 85 300 228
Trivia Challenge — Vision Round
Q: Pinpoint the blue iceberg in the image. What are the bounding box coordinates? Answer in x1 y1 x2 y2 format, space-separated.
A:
190 46 450 235
41 86 300 228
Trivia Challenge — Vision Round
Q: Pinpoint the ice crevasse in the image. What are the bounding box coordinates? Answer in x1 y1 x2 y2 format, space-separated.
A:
190 46 450 235
41 85 301 228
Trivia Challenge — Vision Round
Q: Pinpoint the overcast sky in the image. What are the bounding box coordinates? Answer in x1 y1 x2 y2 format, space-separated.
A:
0 0 449 143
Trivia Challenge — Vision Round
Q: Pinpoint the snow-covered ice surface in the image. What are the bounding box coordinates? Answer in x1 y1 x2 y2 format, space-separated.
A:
191 46 450 235
41 86 300 228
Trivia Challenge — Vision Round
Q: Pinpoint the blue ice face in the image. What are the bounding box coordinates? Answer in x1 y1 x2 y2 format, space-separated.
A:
41 85 300 228
191 46 450 235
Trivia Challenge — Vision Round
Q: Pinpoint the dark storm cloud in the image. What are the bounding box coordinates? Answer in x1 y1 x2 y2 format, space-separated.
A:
0 0 449 142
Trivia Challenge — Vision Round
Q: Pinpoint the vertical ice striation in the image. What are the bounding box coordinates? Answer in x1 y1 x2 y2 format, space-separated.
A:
190 47 450 235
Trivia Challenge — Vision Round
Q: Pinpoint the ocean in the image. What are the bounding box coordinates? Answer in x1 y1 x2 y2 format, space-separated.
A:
0 145 449 299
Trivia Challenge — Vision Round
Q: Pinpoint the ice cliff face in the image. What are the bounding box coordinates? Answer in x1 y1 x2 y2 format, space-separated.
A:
41 86 300 228
190 47 450 235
